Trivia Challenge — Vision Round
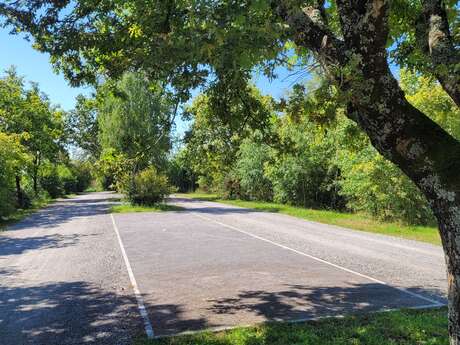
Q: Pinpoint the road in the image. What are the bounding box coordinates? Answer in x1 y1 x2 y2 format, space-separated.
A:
0 192 447 344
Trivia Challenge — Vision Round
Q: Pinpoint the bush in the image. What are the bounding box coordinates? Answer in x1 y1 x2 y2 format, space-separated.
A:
235 138 273 201
122 167 172 205
337 145 434 224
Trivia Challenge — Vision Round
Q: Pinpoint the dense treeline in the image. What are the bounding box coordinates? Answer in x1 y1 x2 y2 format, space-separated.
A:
172 70 460 225
3 66 458 227
0 68 92 219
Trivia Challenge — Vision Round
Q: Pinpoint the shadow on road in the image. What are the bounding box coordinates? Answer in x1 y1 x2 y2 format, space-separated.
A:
6 193 120 232
0 233 85 257
147 282 445 337
0 281 142 345
206 283 445 320
170 197 279 215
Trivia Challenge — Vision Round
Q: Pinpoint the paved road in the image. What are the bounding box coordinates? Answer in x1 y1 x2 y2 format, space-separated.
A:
0 192 447 343
0 192 142 345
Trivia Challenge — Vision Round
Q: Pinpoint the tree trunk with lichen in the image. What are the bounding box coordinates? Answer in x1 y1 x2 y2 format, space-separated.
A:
436 203 460 345
278 0 460 343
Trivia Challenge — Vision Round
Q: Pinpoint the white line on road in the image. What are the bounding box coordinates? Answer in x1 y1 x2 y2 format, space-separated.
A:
110 214 155 338
193 213 443 308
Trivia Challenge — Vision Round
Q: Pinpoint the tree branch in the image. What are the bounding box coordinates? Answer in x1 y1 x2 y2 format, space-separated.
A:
416 0 460 107
276 0 347 76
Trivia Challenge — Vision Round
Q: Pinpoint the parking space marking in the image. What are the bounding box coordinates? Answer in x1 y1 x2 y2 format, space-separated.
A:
193 212 443 307
111 214 155 338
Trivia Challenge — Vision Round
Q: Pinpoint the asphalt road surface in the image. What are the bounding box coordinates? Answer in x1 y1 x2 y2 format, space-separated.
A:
0 192 447 344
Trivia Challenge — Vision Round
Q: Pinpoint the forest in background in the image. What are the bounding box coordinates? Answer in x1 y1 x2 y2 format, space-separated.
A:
2 67 458 228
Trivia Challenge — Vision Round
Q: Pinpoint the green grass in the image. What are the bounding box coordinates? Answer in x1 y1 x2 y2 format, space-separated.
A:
110 203 184 213
135 307 448 345
0 195 53 231
176 193 441 245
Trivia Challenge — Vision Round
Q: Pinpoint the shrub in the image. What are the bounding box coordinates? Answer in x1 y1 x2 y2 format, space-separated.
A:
337 145 434 224
235 138 273 201
122 167 172 205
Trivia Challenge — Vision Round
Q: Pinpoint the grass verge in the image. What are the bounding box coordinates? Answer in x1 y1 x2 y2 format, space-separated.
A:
135 307 447 345
176 193 440 245
110 203 184 213
0 195 53 231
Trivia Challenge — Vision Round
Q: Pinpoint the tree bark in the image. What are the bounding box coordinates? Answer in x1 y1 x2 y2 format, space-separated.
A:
435 201 460 345
416 0 460 108
278 0 460 343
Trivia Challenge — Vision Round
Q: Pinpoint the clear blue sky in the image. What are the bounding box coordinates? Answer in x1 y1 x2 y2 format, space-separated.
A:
1 28 307 136
0 28 92 110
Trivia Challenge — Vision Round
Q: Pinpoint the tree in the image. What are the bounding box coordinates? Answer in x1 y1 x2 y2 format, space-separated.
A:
183 86 274 191
0 132 28 215
97 72 175 171
0 67 63 196
2 1 460 341
66 95 101 158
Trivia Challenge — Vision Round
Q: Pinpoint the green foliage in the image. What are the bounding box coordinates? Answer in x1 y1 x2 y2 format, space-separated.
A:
121 167 172 206
235 136 273 201
95 148 132 191
98 72 174 170
39 165 64 198
174 69 460 226
66 95 100 157
184 86 275 192
0 132 28 217
266 115 343 210
337 142 434 224
71 161 93 192
401 69 460 140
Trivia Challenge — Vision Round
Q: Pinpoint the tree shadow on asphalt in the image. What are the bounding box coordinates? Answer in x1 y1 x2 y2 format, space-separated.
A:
6 196 118 232
0 233 95 257
0 281 142 345
171 197 280 215
146 282 445 339
0 282 447 345
206 283 446 320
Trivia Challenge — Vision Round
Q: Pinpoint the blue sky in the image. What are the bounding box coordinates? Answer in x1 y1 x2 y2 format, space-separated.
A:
0 28 92 110
1 28 305 136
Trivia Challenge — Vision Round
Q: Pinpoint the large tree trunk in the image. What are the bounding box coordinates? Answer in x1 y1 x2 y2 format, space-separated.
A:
279 1 460 343
434 202 460 344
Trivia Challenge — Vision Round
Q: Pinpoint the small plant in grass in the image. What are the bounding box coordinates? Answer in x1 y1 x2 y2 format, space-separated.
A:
122 167 172 206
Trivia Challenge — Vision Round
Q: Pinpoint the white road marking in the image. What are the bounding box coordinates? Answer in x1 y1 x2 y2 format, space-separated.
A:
193 213 443 307
110 214 155 338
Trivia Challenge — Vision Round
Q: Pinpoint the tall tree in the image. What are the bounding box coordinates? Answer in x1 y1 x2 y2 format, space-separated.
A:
66 94 101 158
0 67 63 196
97 72 175 170
2 1 460 341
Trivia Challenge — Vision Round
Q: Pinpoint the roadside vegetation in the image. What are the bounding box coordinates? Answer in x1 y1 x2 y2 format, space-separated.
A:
137 307 448 345
168 71 457 245
0 68 92 228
